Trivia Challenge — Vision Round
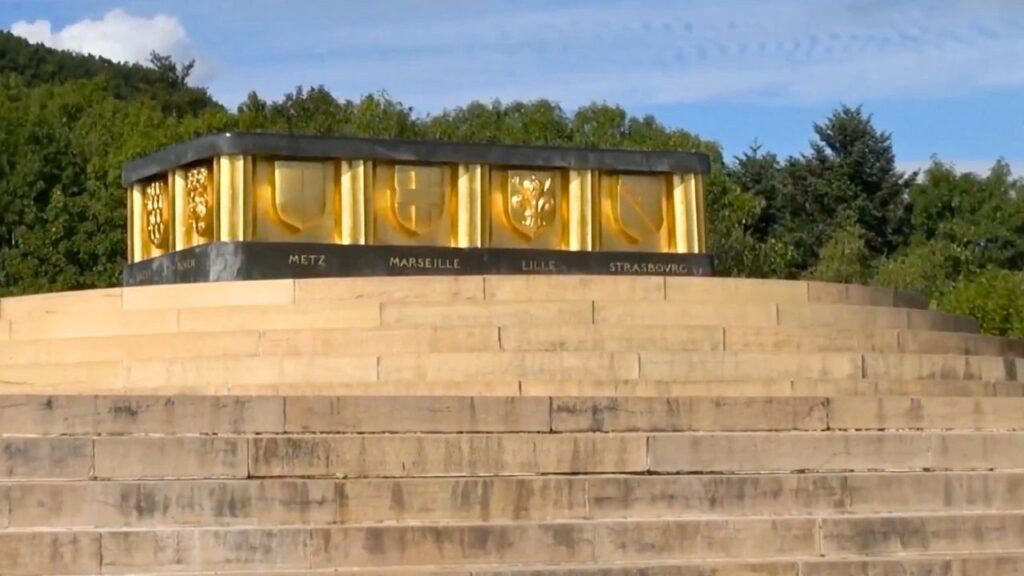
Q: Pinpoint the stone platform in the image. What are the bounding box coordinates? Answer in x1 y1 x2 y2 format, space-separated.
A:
1 276 1023 574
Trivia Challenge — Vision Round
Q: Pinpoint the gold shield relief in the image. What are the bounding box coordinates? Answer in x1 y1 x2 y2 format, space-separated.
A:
373 163 455 246
138 174 173 260
598 172 671 252
173 162 216 250
252 159 340 242
489 168 566 249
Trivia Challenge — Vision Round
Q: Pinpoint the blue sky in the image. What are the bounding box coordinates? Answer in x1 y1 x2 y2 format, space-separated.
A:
3 0 1023 173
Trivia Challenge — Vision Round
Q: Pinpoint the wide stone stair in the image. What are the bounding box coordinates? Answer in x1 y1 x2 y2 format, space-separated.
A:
1 276 1023 574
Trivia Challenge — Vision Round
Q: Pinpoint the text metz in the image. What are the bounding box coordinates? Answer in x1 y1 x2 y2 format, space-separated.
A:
288 254 327 266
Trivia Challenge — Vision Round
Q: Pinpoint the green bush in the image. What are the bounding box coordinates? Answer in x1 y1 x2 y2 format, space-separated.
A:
939 269 1024 339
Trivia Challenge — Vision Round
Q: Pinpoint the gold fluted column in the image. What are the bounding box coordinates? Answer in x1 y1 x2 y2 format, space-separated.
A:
694 173 706 252
457 164 484 247
216 155 253 241
129 184 143 263
568 170 594 251
340 160 368 244
172 169 188 251
671 174 690 252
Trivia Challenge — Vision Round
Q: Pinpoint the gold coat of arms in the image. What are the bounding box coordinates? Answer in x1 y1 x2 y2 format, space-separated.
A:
391 166 445 236
508 173 555 238
611 175 664 243
274 161 328 232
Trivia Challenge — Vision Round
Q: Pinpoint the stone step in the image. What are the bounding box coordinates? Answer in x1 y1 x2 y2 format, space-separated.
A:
1 513 1022 572
0 326 1020 368
4 395 1024 436
5 472 1024 529
5 430 1018 481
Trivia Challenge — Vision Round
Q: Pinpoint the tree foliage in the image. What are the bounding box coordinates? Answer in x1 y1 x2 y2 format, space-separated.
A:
0 39 1020 338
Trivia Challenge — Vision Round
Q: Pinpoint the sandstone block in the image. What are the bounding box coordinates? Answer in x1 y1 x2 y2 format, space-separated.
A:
295 276 484 302
92 396 285 434
829 397 1024 430
961 472 1024 512
586 474 846 519
10 308 178 340
0 395 99 434
953 556 1024 575
0 361 124 389
649 432 932 473
842 472 964 514
552 397 827 432
122 279 294 311
593 518 818 561
8 479 337 528
310 522 594 568
800 558 952 576
0 437 92 480
0 287 121 319
285 396 549 433
665 277 808 305
521 379 795 398
821 513 1024 555
500 325 723 352
477 563 798 576
485 275 665 301
639 352 862 382
907 309 980 333
381 301 592 327
178 301 380 332
0 532 100 575
251 433 647 477
595 301 777 327
0 319 9 341
893 289 931 310
777 304 907 330
724 326 899 354
930 433 1024 469
259 326 500 356
101 528 311 572
0 331 261 366
0 484 7 528
863 354 972 381
337 476 589 524
899 330 1024 357
94 437 248 479
807 282 895 307
125 355 378 390
379 352 639 381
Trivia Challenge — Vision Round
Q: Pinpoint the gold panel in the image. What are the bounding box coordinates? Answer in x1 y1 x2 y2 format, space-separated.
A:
457 164 485 248
568 170 594 251
341 160 368 245
488 168 566 249
216 155 253 242
174 163 215 251
133 176 173 261
598 173 671 252
373 163 455 246
252 159 339 243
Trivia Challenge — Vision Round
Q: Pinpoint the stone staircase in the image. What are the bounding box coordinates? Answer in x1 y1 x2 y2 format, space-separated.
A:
1 276 1023 574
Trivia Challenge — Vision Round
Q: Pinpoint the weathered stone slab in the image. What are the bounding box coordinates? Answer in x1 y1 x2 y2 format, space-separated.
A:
521 379 795 398
899 330 1024 357
0 361 124 390
807 282 895 307
639 352 862 381
551 397 828 432
724 326 899 354
337 476 589 524
800 558 952 576
666 277 808 305
586 475 846 519
8 479 336 528
500 325 723 352
379 352 639 381
285 396 549 433
962 472 1024 511
295 276 484 302
593 518 818 561
125 356 378 390
101 528 311 572
0 395 99 434
830 397 1024 430
778 304 907 330
251 434 647 477
381 301 592 327
0 287 121 319
0 331 261 365
930 433 1024 469
485 275 665 301
94 437 248 479
178 301 380 332
842 472 964 514
122 279 295 310
0 437 92 480
649 432 932 473
0 532 100 575
595 302 777 327
309 523 594 567
907 309 979 333
953 556 1024 575
821 513 1024 555
259 326 500 355
10 308 178 339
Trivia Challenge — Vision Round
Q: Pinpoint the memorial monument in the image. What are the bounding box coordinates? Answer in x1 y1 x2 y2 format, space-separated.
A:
121 133 713 283
0 134 1022 574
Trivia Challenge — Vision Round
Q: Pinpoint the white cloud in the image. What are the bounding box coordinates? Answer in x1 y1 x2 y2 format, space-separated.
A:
9 9 212 82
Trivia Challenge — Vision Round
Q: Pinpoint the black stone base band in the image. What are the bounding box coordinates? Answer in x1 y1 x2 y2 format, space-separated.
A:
123 242 716 286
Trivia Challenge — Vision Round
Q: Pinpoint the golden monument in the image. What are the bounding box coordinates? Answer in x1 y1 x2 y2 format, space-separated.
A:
122 133 712 283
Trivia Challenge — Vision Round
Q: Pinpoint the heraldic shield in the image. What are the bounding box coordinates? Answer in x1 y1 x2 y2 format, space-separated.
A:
611 174 665 243
507 172 556 239
274 161 328 232
391 165 446 236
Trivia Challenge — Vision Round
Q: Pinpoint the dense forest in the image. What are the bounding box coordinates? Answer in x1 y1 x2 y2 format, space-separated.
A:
1 31 1021 337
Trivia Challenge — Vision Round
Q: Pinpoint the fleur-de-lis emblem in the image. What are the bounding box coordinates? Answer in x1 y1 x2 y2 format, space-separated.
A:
509 174 555 236
144 181 168 248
